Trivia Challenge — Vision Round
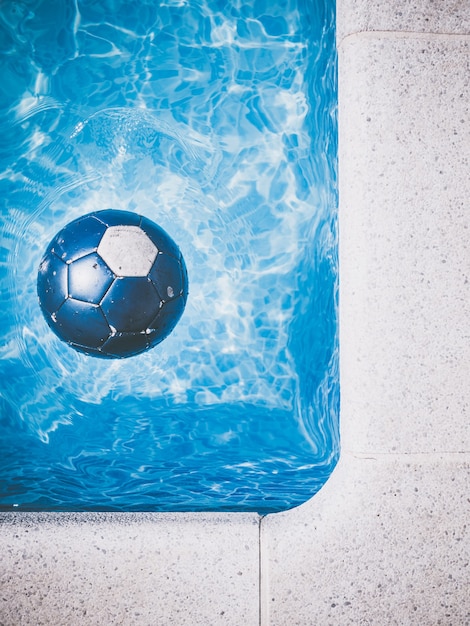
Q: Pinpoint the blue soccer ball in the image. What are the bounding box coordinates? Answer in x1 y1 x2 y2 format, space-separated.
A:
37 209 188 358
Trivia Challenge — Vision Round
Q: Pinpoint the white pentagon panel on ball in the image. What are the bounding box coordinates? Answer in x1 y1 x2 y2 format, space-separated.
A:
97 225 158 276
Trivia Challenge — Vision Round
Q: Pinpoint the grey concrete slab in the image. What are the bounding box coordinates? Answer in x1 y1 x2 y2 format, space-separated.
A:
338 0 470 41
0 513 260 626
262 454 469 626
339 34 469 455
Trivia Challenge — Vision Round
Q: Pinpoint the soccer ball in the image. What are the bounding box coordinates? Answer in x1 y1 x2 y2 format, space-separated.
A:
37 209 188 358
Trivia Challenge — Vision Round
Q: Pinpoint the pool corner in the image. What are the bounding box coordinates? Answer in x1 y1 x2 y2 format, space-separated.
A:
1 1 469 624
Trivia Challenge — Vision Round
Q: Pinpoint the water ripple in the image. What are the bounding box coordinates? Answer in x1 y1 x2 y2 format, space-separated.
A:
0 0 338 513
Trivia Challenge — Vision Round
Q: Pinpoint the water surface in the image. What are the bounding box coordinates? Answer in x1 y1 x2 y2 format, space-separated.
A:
0 0 338 512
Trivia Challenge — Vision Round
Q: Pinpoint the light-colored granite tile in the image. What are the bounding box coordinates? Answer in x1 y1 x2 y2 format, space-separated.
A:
339 35 470 455
0 513 259 626
262 454 469 626
338 0 470 41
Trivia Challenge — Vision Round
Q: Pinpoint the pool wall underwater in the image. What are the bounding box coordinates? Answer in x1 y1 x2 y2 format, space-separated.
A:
1 1 469 625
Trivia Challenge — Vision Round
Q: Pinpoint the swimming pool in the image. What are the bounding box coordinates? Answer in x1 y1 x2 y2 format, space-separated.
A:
0 0 338 513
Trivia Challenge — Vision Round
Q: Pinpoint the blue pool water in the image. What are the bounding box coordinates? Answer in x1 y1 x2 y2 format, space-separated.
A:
0 0 338 513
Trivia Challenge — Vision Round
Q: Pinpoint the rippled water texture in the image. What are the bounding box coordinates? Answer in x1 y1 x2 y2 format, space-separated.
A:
0 0 338 512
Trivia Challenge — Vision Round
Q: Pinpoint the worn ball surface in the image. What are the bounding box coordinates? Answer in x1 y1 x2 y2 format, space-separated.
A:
37 209 188 358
